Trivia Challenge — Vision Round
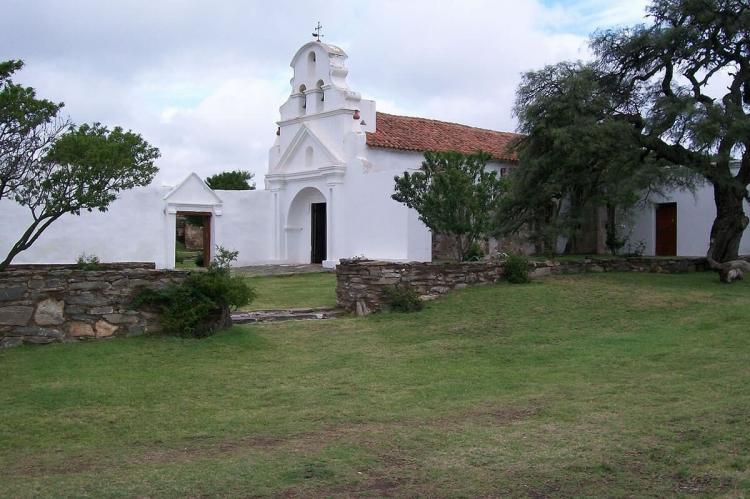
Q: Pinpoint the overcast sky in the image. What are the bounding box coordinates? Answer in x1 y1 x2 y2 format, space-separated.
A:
1 0 648 185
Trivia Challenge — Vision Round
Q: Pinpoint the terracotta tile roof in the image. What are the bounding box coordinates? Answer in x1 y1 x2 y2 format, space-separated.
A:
366 112 520 162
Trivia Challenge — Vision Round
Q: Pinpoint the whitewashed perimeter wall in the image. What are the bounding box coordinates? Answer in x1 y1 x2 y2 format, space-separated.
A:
212 189 275 267
627 180 750 257
0 186 171 267
0 186 276 269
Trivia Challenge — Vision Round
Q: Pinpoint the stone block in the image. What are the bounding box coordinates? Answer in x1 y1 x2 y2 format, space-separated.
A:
103 313 139 324
65 293 109 306
0 305 33 326
69 281 109 291
34 298 65 325
27 278 45 289
68 321 94 337
0 286 25 301
95 320 118 337
0 337 23 348
43 279 66 289
14 326 64 343
88 306 114 315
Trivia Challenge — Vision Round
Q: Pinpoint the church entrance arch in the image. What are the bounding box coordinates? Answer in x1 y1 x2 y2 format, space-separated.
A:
286 187 327 264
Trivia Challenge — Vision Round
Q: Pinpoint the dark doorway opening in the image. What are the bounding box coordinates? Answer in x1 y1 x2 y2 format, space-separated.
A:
655 202 677 256
311 202 327 264
175 211 212 267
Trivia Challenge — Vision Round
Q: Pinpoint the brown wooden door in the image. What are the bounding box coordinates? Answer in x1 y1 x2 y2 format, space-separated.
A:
655 203 677 256
202 214 211 266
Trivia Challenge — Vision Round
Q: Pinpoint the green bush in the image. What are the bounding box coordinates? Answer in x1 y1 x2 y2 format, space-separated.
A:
382 284 423 312
464 242 485 261
134 247 255 338
504 254 530 284
194 253 204 267
76 253 101 270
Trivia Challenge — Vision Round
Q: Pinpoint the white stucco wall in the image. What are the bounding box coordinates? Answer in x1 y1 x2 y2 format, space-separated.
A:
213 189 274 267
343 148 432 262
0 181 276 269
0 186 171 267
627 180 750 257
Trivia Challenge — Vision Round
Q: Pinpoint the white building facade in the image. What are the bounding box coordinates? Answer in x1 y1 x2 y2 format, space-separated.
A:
0 40 748 267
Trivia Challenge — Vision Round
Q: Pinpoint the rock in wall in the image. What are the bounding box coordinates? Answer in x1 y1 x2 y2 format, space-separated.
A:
0 265 188 348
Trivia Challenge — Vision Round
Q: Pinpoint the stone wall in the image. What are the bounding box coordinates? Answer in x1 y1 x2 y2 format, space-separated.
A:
336 256 708 314
0 265 187 348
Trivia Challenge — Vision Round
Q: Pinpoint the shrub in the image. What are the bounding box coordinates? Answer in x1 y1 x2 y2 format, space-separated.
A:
194 253 204 267
76 253 101 270
504 254 530 284
464 242 485 261
134 247 255 338
382 284 423 312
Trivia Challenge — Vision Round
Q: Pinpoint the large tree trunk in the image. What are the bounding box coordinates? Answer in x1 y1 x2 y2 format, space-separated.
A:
708 181 749 262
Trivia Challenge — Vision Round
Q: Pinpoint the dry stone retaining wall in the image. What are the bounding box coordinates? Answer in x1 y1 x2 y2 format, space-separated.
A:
0 264 187 348
336 257 708 314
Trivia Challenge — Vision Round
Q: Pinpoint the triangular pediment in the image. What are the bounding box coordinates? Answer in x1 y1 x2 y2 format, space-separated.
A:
164 172 223 205
276 124 343 172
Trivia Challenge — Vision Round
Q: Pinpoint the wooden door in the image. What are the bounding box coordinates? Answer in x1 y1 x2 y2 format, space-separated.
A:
310 203 327 264
202 214 212 266
655 203 677 256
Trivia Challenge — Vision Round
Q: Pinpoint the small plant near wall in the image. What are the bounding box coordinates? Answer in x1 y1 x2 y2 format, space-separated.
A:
504 254 530 284
76 253 101 270
382 284 424 313
464 242 485 262
133 246 255 338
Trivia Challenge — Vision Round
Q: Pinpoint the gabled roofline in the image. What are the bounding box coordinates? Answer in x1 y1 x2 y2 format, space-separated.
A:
163 172 223 204
276 123 344 170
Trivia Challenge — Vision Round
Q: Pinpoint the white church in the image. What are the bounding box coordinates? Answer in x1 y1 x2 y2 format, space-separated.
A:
1 39 748 267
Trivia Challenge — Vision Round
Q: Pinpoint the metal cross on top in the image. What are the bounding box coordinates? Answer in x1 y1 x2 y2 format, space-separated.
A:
312 22 324 42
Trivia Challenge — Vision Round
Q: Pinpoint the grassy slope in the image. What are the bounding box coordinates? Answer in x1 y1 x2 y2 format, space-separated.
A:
240 272 337 310
0 273 748 497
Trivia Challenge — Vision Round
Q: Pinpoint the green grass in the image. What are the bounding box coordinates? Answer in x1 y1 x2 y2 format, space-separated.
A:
1 273 749 497
240 272 336 310
175 240 201 269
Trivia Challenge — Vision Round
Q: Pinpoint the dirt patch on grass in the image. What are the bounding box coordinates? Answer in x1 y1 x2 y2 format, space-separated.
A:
7 402 545 479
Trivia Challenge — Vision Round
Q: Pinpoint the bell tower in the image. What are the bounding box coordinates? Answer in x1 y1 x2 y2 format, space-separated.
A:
268 33 375 174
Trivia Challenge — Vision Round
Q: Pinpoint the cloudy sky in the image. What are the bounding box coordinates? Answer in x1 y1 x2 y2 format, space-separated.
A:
1 0 648 186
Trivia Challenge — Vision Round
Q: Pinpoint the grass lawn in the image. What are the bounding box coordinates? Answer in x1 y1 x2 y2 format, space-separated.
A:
239 272 337 310
1 273 749 497
175 240 201 269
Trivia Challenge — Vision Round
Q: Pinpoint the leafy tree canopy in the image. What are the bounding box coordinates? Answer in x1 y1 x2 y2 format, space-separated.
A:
0 60 159 270
205 170 255 190
504 61 694 253
392 150 505 261
507 0 750 262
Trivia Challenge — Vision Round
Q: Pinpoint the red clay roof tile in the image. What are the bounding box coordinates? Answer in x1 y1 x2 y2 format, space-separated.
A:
366 112 520 162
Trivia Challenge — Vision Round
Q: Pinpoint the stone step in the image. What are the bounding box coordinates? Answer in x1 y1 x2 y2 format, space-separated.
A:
231 307 346 324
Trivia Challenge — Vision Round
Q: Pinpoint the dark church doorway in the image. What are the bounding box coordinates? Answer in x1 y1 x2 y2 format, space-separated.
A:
310 202 327 264
655 202 677 256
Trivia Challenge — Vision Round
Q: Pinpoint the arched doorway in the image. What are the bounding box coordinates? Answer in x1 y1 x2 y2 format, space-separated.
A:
286 187 327 264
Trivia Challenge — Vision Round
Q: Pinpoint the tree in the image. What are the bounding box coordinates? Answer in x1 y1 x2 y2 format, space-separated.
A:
392 151 505 261
205 170 255 190
590 0 750 262
0 61 160 270
0 60 69 201
504 62 693 254
508 0 750 263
